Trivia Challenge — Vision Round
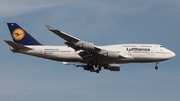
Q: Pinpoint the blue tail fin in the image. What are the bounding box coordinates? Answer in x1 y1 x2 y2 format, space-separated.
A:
7 23 42 45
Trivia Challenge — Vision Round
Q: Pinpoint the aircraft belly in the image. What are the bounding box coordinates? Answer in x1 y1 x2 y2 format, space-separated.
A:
45 52 84 62
99 58 134 64
126 57 168 63
99 56 167 64
20 49 171 64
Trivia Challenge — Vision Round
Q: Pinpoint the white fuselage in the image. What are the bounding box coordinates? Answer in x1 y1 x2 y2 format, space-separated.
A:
17 44 175 65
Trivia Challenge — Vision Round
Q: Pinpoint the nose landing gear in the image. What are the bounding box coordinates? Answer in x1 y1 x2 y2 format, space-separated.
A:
155 66 158 70
155 62 159 70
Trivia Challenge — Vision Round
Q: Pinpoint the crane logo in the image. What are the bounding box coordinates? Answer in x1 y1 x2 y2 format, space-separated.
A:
12 28 25 41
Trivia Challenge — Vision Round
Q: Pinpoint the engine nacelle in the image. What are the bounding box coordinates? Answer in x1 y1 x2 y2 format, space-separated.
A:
75 41 95 50
106 51 120 58
104 64 120 71
100 50 120 58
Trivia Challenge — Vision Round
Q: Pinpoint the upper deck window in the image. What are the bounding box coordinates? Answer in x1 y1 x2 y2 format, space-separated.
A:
160 46 164 47
140 46 151 47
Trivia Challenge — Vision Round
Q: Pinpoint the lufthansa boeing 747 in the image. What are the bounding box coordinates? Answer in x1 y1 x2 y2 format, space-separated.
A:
5 23 176 73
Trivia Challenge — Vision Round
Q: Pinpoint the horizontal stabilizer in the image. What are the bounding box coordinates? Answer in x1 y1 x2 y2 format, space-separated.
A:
62 62 78 66
4 40 32 50
62 62 69 65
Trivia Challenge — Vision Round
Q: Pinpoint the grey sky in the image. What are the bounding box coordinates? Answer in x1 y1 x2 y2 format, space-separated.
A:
0 0 179 101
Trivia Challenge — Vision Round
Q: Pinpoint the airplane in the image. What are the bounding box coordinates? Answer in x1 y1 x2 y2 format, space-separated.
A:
5 23 176 73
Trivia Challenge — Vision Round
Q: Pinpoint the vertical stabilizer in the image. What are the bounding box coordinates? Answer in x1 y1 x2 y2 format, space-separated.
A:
7 23 42 45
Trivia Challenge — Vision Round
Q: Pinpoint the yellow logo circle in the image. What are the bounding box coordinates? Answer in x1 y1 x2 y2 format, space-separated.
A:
12 28 25 41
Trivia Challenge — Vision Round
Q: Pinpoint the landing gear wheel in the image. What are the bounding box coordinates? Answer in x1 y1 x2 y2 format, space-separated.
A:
155 66 158 70
96 70 99 73
155 62 159 70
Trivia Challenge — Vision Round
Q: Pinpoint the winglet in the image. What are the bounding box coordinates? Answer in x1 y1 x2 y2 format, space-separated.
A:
45 25 55 31
4 40 32 50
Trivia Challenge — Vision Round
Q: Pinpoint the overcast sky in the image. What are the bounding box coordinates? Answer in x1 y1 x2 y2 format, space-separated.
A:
0 0 180 101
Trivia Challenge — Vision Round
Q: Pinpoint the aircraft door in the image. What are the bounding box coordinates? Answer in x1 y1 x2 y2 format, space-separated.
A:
150 47 154 56
39 49 44 56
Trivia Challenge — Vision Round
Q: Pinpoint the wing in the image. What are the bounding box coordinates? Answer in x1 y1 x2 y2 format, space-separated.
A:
45 25 133 60
45 25 101 52
45 25 134 73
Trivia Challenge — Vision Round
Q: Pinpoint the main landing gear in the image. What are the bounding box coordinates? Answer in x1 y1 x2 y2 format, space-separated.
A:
155 62 159 70
84 61 102 73
92 62 101 73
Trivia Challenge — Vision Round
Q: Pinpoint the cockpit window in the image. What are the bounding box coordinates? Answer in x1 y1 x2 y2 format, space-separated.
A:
160 46 164 47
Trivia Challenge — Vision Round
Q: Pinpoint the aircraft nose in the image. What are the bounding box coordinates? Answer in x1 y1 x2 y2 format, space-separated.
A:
165 49 176 59
171 51 176 58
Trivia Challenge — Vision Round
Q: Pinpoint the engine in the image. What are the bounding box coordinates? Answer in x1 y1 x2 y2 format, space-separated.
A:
106 51 120 58
99 50 120 58
104 64 120 71
74 41 95 50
